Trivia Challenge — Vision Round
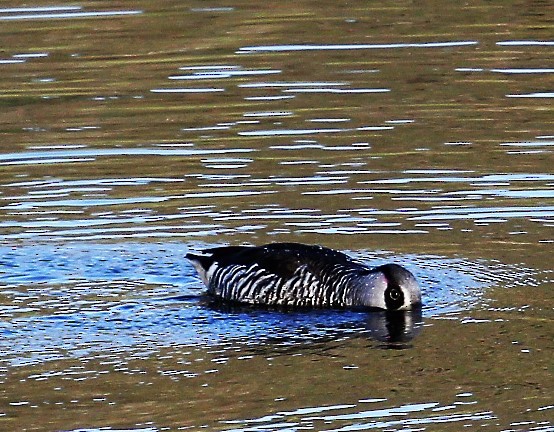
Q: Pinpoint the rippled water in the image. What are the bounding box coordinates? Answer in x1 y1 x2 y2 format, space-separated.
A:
1 1 553 431
1 242 544 369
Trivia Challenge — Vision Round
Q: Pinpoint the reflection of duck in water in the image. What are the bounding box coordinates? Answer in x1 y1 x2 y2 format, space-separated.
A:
366 309 423 344
207 301 423 346
187 242 422 311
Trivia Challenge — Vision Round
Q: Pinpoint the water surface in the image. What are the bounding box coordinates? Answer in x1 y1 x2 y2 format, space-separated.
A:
0 1 552 431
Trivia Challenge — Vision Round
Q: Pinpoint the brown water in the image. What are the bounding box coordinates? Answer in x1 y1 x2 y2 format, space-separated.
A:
0 1 553 431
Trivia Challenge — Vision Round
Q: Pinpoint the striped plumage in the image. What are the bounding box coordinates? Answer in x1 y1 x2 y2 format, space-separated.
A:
187 243 421 311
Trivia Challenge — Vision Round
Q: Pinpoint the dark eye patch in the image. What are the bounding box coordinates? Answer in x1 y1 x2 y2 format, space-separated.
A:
385 284 405 310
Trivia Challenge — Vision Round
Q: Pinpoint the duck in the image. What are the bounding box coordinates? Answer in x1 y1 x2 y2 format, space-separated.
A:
186 242 421 311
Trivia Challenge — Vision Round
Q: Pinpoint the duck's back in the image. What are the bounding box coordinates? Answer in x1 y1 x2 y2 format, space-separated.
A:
187 243 367 307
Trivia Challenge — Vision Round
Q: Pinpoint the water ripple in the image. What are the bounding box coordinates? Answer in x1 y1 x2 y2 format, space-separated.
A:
239 126 392 137
237 41 479 53
0 6 142 21
496 40 554 46
506 92 554 98
0 147 254 165
222 397 496 431
150 87 225 93
169 69 281 80
0 243 544 367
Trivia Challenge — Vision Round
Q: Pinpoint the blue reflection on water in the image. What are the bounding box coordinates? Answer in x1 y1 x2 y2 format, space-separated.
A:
0 243 542 367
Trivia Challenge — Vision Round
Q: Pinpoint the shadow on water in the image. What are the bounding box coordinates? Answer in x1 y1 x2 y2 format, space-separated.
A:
202 300 424 349
0 242 544 368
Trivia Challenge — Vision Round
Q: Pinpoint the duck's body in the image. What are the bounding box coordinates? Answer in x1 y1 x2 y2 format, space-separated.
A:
187 243 421 311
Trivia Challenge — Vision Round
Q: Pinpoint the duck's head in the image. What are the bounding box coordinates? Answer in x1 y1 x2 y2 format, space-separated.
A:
355 263 422 311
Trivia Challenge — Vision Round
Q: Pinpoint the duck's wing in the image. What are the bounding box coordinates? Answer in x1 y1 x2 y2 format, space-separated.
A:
186 242 360 284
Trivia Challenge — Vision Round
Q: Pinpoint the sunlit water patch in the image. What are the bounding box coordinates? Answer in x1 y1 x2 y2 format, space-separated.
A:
0 5 142 21
2 167 552 241
0 242 545 368
169 67 282 80
0 146 254 166
236 40 479 53
221 396 497 432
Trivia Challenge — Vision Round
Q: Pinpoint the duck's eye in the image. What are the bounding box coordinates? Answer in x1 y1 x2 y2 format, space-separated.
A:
384 285 405 310
389 288 401 301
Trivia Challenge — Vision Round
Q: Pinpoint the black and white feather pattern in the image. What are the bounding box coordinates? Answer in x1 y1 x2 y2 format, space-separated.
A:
187 243 422 310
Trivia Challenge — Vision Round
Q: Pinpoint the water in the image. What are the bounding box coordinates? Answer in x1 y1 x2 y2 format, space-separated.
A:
1 1 553 431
